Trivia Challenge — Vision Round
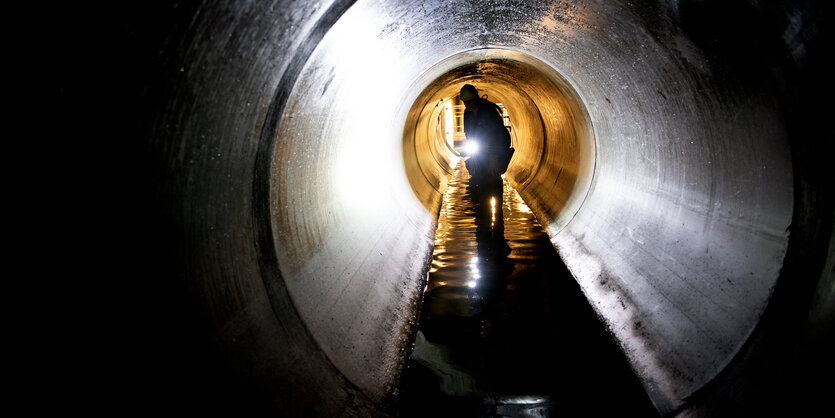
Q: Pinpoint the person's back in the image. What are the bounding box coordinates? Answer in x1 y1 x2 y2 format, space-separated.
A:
459 84 511 188
464 97 510 152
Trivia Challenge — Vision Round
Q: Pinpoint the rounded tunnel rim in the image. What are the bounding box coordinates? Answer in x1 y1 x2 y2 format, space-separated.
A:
401 46 598 235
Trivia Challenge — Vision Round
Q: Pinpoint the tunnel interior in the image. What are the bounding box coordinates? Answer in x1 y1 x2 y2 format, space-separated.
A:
126 0 835 416
272 43 600 409
265 1 795 413
401 49 595 232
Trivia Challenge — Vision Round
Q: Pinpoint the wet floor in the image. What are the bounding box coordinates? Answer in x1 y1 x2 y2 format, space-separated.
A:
396 160 659 417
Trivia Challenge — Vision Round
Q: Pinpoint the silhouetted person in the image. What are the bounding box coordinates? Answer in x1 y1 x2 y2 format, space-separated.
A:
460 84 512 198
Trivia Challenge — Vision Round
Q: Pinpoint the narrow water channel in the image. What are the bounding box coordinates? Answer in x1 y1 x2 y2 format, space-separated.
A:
397 160 659 417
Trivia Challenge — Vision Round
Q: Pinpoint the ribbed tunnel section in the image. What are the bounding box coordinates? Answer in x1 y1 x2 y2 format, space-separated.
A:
140 0 833 416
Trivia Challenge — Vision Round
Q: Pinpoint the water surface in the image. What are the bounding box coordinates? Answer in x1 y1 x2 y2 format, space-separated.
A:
397 161 658 417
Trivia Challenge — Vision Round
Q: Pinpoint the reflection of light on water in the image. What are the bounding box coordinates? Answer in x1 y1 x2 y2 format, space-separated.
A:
425 161 552 294
490 196 497 226
470 257 480 278
469 257 480 288
507 184 533 214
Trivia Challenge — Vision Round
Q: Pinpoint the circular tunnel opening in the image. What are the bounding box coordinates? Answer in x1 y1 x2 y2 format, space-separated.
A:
402 48 596 234
266 43 600 405
261 2 800 412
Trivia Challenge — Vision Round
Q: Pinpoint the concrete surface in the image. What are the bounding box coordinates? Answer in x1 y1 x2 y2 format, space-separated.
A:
126 0 832 416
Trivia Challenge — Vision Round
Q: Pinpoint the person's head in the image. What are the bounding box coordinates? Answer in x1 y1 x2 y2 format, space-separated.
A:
460 84 479 110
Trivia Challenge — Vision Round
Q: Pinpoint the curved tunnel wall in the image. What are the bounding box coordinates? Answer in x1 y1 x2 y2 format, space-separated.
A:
402 49 595 233
143 0 833 416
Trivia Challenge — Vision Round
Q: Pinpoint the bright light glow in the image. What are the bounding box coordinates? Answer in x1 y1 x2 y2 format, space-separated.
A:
470 257 480 280
502 396 548 405
491 196 497 226
335 137 388 216
322 6 409 216
464 140 479 155
467 280 477 288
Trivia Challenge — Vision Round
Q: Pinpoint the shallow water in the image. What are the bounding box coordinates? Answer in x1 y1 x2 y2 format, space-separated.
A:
397 161 658 417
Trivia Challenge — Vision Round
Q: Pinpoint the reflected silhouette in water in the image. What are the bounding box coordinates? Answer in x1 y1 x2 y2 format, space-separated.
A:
466 175 513 316
397 161 658 417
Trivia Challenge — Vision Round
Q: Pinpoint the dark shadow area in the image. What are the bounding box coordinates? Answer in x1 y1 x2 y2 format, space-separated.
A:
675 1 835 416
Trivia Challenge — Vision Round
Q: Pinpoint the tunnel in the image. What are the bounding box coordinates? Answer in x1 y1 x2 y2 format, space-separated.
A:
132 0 833 416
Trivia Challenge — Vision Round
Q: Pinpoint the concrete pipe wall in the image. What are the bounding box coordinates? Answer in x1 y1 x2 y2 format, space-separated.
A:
137 0 833 416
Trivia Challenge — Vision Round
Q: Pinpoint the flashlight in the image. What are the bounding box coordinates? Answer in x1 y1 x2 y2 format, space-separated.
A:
464 140 479 155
